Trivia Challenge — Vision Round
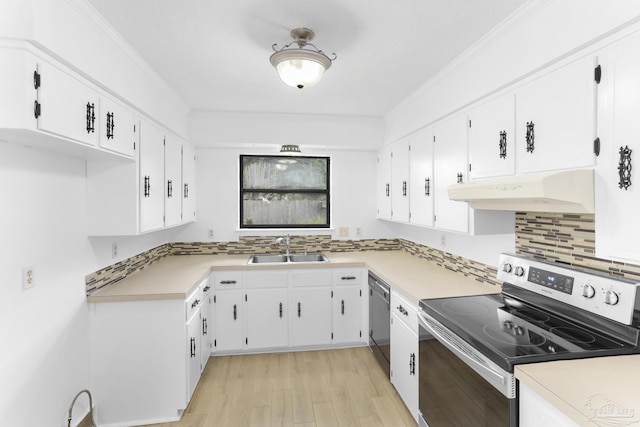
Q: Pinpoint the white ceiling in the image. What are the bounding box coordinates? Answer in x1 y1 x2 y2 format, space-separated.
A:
88 0 527 117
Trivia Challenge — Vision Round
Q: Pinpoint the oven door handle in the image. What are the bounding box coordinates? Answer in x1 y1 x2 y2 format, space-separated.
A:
418 312 507 386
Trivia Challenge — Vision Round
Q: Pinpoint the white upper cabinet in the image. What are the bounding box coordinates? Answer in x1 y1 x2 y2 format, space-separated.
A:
515 55 597 174
163 135 183 228
99 95 136 157
377 145 392 220
182 144 196 223
468 92 516 179
391 139 410 223
433 114 469 233
36 59 100 147
409 127 434 227
595 30 640 264
139 120 166 233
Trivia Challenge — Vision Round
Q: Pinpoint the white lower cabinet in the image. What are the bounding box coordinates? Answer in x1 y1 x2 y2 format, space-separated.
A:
89 278 209 427
332 269 365 344
519 382 579 427
200 283 212 370
213 290 244 352
390 291 419 422
290 287 333 347
246 288 288 349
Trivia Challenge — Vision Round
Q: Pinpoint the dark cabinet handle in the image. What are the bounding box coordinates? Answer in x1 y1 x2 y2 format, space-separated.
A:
499 130 507 159
167 180 173 198
456 173 463 184
397 305 408 316
425 178 430 197
618 145 632 190
184 183 189 198
340 276 356 281
526 121 535 153
202 285 210 292
220 280 237 285
233 304 237 320
409 353 416 375
34 100 41 119
202 317 207 335
341 300 345 315
86 102 95 133
106 111 115 140
190 337 196 357
385 183 390 197
143 176 150 197
191 299 200 309
279 302 283 318
402 181 407 197
298 302 301 318
33 70 41 89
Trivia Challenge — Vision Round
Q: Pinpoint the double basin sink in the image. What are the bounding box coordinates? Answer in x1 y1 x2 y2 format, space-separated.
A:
247 253 330 265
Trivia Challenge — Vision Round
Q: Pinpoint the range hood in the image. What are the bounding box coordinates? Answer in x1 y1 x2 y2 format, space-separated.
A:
448 169 594 213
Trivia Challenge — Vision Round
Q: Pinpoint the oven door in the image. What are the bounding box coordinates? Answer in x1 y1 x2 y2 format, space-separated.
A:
418 309 517 427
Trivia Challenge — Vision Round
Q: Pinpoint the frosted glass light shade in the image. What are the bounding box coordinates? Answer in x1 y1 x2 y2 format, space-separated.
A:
270 49 331 89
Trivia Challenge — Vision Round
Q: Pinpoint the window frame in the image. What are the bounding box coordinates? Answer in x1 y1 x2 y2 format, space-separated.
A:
239 154 331 229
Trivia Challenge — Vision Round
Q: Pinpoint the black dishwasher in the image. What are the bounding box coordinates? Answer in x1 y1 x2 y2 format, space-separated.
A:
368 272 390 377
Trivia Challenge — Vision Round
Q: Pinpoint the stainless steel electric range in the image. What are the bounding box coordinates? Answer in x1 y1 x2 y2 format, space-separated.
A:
417 253 640 427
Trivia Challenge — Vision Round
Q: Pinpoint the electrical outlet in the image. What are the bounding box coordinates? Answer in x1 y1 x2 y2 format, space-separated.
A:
441 234 446 247
22 266 35 290
112 242 118 258
339 227 349 237
356 227 362 237
208 229 214 239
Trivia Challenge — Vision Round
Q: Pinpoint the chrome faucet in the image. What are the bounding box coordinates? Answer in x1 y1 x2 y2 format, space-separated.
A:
68 389 97 427
275 234 291 257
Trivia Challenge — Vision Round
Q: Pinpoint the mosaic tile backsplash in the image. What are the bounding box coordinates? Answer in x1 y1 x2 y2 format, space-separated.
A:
86 212 640 295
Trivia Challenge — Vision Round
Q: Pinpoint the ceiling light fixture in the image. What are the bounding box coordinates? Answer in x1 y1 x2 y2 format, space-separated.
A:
270 28 337 89
280 144 301 153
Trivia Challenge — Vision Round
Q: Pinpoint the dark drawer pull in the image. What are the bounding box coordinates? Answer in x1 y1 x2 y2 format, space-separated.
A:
191 299 200 308
220 280 237 285
340 276 356 281
397 305 408 316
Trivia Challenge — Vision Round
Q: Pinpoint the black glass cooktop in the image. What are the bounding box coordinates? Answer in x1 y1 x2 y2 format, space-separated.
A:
419 293 638 372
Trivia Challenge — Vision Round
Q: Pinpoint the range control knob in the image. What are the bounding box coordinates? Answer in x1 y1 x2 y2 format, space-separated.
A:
502 263 513 273
582 284 596 299
514 266 525 277
604 290 619 306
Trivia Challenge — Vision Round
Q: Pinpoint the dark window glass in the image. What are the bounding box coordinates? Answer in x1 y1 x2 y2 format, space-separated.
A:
240 155 330 228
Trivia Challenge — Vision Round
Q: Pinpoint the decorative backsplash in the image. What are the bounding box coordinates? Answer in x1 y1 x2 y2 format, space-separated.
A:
515 212 640 281
88 213 640 296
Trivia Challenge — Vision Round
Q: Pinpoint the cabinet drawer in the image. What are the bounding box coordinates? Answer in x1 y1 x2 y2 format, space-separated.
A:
290 269 332 287
245 270 288 288
332 269 362 285
212 271 242 289
185 286 203 322
391 291 418 334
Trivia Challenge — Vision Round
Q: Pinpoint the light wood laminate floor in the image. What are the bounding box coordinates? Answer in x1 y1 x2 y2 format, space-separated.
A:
144 347 415 427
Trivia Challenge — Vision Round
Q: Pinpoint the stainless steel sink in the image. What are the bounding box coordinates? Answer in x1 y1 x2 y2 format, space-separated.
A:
247 253 329 264
288 253 329 263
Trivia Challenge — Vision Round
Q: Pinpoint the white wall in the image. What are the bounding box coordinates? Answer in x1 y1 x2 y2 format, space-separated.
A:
182 111 391 242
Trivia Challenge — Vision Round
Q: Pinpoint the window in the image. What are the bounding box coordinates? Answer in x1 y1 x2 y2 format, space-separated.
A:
240 155 330 228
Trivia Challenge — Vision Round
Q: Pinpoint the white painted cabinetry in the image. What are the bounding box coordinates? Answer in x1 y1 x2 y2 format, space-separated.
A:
408 126 434 227
163 135 183 228
182 144 197 222
200 282 212 370
331 269 364 344
519 382 579 427
390 291 419 422
290 269 333 347
98 94 137 157
391 138 411 223
433 114 470 233
212 271 244 352
90 278 209 426
139 120 166 232
377 145 392 220
468 92 516 179
595 30 640 264
245 270 289 349
515 55 597 174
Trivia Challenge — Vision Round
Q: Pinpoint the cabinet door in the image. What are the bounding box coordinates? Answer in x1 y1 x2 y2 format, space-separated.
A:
595 31 640 263
246 288 288 349
99 95 136 157
390 314 419 422
391 139 410 222
468 93 516 179
214 291 244 352
433 114 469 233
515 55 596 174
164 136 183 227
200 289 212 370
139 121 165 232
377 146 392 220
409 127 434 227
519 382 579 427
36 60 100 146
182 144 196 223
332 286 362 344
186 311 201 402
290 287 332 347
